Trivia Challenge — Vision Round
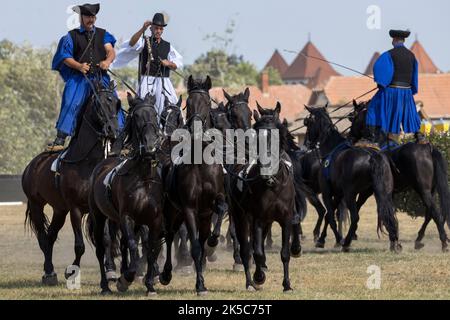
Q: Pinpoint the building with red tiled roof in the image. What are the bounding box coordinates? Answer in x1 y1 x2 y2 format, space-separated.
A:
282 41 340 89
410 40 441 74
365 52 380 75
209 75 312 124
264 50 289 76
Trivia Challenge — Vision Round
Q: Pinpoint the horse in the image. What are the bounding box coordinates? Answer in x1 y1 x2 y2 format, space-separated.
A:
303 105 401 252
350 100 449 251
87 93 165 295
158 75 228 295
22 81 121 285
228 102 300 292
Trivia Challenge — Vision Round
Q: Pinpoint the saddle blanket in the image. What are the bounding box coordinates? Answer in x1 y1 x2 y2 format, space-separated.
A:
103 159 128 187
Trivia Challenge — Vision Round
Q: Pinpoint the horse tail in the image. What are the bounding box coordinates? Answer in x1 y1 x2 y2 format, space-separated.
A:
24 200 50 237
432 147 450 228
84 210 96 247
370 152 398 237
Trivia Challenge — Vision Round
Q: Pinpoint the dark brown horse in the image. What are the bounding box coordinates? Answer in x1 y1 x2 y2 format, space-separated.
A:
158 76 228 295
350 100 449 251
304 105 401 252
22 81 121 285
228 102 299 292
88 93 165 295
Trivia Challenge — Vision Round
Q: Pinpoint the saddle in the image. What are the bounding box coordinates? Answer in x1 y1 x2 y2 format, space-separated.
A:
322 141 352 181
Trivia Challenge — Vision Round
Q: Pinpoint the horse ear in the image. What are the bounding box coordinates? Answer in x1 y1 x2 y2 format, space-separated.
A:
282 118 288 127
204 76 212 91
187 75 194 91
243 87 250 101
218 102 226 111
353 99 358 108
127 92 134 106
177 95 183 108
223 89 232 102
304 105 313 113
253 110 260 122
256 101 264 114
324 102 329 109
275 101 282 115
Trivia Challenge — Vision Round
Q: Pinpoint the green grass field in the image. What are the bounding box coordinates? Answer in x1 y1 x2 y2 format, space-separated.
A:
0 199 449 300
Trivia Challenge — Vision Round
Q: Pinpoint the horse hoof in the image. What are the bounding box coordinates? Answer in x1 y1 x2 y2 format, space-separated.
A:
334 242 343 249
246 285 257 292
390 242 403 253
116 276 132 293
253 271 266 286
414 241 425 250
146 290 158 297
261 265 269 272
106 270 118 282
207 252 218 263
197 290 208 296
290 246 302 258
233 263 244 272
159 272 172 286
342 246 351 253
207 236 219 249
42 272 58 286
100 288 112 296
283 287 294 293
315 241 325 249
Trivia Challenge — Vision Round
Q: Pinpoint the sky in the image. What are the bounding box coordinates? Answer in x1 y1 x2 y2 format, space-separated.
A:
1 0 449 75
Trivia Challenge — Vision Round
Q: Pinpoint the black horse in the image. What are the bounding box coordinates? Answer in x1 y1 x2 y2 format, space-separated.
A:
304 105 401 252
350 100 449 251
22 81 121 285
158 76 228 295
88 93 165 295
228 102 300 292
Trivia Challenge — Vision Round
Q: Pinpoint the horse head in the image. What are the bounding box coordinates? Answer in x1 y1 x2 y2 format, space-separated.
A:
223 88 252 130
303 105 334 148
349 100 370 142
210 102 232 133
84 81 121 140
186 75 212 132
126 93 162 159
161 96 184 136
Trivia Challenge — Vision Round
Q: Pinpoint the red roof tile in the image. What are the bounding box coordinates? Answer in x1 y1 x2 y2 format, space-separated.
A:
209 84 312 123
410 40 440 74
365 52 380 75
282 41 340 88
264 50 289 75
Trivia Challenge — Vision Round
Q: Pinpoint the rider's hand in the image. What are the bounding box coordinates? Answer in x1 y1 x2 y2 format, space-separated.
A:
78 62 90 74
142 20 152 31
99 60 110 71
160 59 170 67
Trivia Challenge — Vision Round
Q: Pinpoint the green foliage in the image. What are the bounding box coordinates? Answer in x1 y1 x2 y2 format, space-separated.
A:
264 66 283 85
393 133 450 217
0 40 63 174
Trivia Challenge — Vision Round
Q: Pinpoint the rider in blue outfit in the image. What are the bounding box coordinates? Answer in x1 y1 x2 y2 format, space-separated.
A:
366 29 426 145
48 3 125 151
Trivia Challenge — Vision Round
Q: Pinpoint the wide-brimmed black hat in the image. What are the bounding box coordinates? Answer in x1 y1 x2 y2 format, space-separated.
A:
152 13 167 27
73 3 100 16
389 29 411 39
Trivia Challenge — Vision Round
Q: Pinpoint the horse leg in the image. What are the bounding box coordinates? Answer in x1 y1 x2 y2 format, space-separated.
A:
308 194 326 242
43 208 69 285
184 208 207 295
65 208 85 279
265 224 274 250
228 214 243 270
144 224 163 296
337 201 348 239
103 220 118 282
280 220 293 292
252 220 266 288
290 222 302 258
317 192 342 248
415 214 432 250
119 233 129 274
116 215 139 293
175 223 192 270
233 210 255 291
160 229 174 286
354 190 372 241
90 205 110 294
418 190 448 252
207 196 228 251
342 195 359 252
